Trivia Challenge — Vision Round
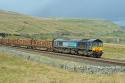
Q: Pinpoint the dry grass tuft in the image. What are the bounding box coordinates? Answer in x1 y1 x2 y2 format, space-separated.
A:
0 53 125 83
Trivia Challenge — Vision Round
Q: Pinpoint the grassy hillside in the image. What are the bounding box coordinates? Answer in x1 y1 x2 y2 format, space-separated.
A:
0 53 125 83
103 43 125 60
0 11 120 34
0 10 125 43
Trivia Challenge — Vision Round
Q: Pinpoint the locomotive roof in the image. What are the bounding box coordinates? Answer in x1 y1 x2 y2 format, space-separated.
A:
54 39 85 41
54 38 102 42
88 39 102 42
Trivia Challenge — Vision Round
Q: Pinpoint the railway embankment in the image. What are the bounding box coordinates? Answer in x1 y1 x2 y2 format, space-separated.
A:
0 46 125 74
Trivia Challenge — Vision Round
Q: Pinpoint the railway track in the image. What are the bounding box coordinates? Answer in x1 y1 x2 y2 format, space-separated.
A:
2 45 125 66
37 52 125 66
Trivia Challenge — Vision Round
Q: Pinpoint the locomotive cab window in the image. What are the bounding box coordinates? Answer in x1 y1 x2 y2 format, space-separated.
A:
92 41 103 47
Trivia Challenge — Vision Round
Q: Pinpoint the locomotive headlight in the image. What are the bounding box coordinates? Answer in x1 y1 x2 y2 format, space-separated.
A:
92 47 102 52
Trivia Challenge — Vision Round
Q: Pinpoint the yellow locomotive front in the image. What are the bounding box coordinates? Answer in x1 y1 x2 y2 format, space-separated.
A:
91 39 103 58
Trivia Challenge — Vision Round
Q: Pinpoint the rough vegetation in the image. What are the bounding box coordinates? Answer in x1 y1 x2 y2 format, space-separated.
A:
103 43 125 60
0 10 125 82
0 50 125 83
0 11 120 34
0 46 125 75
0 10 125 44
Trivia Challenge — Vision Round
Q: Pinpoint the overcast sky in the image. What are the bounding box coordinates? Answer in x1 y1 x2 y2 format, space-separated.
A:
0 0 125 20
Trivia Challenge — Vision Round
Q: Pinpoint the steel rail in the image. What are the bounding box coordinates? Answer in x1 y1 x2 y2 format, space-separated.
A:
4 45 125 66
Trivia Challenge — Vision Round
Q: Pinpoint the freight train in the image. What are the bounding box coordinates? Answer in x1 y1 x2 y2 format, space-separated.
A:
0 38 103 58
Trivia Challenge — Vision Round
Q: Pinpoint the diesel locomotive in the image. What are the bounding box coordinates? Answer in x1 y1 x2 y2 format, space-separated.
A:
0 38 103 58
53 39 103 58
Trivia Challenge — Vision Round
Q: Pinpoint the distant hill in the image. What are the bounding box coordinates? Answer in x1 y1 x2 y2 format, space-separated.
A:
0 11 125 44
121 26 125 29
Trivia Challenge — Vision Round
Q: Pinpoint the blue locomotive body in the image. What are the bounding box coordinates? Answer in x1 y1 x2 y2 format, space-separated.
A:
63 41 77 48
53 39 103 58
53 39 79 48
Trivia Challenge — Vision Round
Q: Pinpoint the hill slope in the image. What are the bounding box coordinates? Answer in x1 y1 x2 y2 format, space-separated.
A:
1 53 125 83
0 11 121 34
0 11 125 43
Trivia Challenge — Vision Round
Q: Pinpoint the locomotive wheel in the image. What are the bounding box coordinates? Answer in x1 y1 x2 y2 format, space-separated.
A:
92 52 101 58
71 49 77 55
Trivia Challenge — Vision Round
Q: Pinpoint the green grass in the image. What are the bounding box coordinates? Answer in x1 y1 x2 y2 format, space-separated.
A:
0 10 125 83
0 12 120 35
102 43 125 60
0 53 125 83
1 10 125 44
